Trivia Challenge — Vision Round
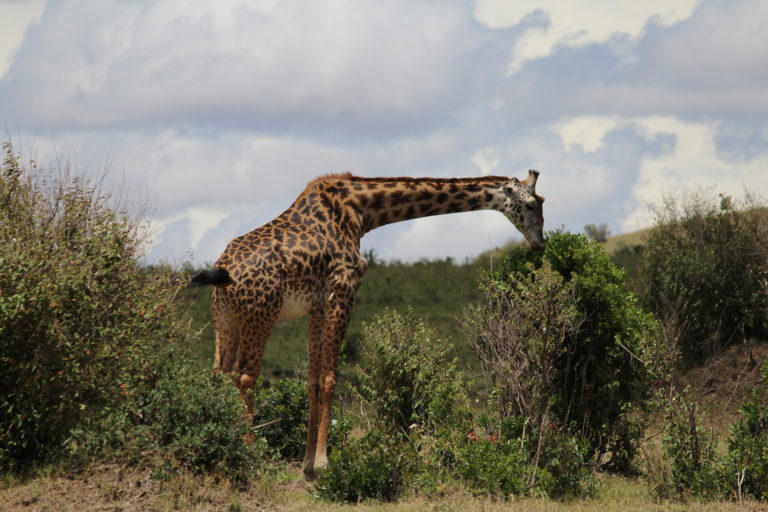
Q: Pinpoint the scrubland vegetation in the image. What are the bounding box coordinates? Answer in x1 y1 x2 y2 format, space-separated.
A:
3 141 768 510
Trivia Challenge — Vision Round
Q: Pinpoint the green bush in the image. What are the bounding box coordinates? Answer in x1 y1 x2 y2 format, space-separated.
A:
712 361 768 501
465 261 581 450
352 309 470 435
724 388 768 501
657 388 719 499
647 362 768 502
0 143 184 468
0 142 263 481
498 231 658 472
82 345 266 481
456 438 529 497
642 192 768 362
314 429 414 503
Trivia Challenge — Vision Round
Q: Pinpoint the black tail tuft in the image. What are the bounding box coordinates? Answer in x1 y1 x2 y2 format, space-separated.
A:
189 268 233 288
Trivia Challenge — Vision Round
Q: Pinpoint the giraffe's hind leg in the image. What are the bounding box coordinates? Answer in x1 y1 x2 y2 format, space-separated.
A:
233 285 283 426
212 287 239 373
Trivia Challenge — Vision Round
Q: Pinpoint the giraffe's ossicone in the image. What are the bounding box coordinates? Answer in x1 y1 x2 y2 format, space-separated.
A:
190 170 545 477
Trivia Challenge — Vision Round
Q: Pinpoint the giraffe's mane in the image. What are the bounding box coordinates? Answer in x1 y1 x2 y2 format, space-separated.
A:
305 172 355 187
306 173 509 187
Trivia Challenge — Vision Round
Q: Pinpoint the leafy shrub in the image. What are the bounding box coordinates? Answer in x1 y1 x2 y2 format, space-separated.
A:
352 309 470 435
649 361 768 502
252 378 308 459
0 143 186 468
252 377 351 460
657 388 719 499
82 345 266 481
0 142 263 481
496 231 657 472
724 387 768 501
535 428 597 499
642 192 768 362
464 261 582 468
456 438 529 497
452 428 594 499
314 429 414 503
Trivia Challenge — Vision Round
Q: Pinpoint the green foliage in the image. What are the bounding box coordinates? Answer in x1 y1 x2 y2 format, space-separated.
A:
451 428 594 500
314 429 414 503
584 223 610 243
725 387 768 501
352 309 470 435
498 230 658 472
252 378 308 460
658 389 719 498
534 428 597 499
252 377 351 460
465 260 581 437
642 192 768 362
0 143 181 468
82 346 266 481
0 142 263 482
649 362 768 502
455 438 529 497
715 361 768 501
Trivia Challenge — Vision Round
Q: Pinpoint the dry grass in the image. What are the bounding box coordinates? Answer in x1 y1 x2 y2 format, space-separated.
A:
3 465 768 512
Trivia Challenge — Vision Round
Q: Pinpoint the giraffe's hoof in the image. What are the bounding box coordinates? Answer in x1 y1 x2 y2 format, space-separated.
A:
302 463 317 481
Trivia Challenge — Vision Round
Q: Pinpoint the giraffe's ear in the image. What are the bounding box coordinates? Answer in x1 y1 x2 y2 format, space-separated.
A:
525 169 540 192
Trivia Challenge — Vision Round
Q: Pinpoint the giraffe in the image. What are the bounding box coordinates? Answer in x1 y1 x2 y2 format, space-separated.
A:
190 170 545 477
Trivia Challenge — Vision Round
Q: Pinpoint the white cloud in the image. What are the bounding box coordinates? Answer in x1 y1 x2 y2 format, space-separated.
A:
550 116 621 152
0 0 44 77
474 0 699 72
0 0 487 134
471 146 500 175
381 211 520 263
617 116 768 231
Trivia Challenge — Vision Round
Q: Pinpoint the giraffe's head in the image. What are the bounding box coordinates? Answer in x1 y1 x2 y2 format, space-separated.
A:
501 169 545 249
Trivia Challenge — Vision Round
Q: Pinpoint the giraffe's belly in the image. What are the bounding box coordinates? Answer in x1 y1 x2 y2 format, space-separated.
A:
279 290 313 320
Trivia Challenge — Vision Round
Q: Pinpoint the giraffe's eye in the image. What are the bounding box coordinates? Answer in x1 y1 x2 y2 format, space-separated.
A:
525 204 535 211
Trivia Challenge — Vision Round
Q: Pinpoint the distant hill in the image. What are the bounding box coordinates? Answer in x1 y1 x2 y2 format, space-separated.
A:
601 228 649 255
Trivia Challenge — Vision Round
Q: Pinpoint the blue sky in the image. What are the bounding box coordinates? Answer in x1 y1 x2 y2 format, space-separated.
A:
1 0 767 264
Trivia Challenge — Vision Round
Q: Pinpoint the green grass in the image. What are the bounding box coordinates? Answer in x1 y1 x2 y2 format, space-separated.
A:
179 256 490 379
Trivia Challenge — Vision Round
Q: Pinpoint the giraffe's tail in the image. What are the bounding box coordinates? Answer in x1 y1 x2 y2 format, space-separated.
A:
188 268 233 288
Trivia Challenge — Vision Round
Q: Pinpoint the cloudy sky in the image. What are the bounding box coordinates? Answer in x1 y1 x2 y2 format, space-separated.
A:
1 0 767 264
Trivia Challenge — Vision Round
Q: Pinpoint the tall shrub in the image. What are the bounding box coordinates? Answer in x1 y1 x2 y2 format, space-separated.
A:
352 309 470 435
496 231 657 472
642 192 768 362
0 143 261 479
464 261 583 475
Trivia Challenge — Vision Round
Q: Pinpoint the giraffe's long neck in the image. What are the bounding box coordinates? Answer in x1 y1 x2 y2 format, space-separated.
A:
343 176 509 234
